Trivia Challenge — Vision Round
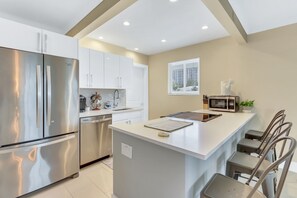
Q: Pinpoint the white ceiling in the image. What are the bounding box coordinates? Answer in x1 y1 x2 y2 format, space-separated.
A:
229 0 297 34
88 0 229 55
0 0 103 34
0 0 297 55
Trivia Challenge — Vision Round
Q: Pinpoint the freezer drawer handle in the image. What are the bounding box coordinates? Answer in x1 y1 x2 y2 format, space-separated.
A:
46 65 52 126
0 134 76 154
81 118 112 124
36 65 42 128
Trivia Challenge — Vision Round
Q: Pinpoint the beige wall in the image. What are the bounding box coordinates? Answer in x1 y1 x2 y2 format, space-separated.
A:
149 24 297 161
79 37 148 65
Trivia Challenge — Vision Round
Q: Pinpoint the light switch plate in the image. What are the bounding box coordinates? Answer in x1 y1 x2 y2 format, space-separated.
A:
121 143 133 159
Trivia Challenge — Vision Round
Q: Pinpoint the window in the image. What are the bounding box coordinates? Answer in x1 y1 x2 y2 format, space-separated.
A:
168 58 200 95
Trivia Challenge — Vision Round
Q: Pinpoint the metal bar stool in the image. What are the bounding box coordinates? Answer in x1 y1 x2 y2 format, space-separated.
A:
245 110 285 140
226 122 292 198
237 114 286 158
200 136 296 198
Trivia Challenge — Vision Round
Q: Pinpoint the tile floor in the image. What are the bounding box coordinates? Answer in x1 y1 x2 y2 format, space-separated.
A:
24 162 113 198
23 159 297 198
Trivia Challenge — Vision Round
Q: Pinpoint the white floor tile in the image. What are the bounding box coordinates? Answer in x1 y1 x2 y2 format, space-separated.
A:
28 184 72 198
82 163 113 197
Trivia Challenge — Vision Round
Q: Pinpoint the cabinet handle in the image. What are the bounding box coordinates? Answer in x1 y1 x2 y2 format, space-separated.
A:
120 77 123 88
37 32 42 52
86 74 89 87
90 74 93 87
44 34 48 53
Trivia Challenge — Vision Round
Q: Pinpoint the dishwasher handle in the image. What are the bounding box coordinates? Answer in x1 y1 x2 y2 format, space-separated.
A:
81 118 112 124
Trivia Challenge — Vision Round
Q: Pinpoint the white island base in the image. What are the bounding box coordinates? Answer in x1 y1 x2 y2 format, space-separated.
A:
111 111 255 198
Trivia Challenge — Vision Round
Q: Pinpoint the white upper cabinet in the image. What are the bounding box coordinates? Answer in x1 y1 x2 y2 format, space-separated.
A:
104 53 120 88
104 53 133 89
42 30 78 59
0 18 41 53
79 47 90 88
119 56 133 89
0 18 78 59
79 47 104 88
89 49 104 88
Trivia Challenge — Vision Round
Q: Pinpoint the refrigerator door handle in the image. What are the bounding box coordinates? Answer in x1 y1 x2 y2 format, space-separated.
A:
46 65 52 126
36 65 42 128
0 134 76 155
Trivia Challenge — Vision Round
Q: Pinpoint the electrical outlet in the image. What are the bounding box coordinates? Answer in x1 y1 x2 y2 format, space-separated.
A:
121 143 132 159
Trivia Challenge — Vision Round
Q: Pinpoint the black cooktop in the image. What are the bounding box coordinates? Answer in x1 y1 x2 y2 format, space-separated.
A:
164 112 222 122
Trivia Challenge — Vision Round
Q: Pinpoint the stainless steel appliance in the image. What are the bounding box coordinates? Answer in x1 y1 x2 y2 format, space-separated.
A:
208 95 240 112
80 95 87 112
0 47 79 198
80 114 112 166
164 112 222 122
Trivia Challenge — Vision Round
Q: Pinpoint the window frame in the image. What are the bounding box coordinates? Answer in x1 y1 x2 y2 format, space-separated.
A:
168 58 200 96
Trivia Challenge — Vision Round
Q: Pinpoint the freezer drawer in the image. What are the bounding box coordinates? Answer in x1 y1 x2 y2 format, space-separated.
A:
0 133 79 198
80 115 112 166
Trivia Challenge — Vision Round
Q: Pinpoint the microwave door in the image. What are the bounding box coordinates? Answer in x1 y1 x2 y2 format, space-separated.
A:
0 48 43 146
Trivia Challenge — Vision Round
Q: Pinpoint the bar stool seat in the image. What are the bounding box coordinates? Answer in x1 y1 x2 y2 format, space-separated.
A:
226 151 271 178
245 129 265 140
237 114 286 157
201 173 265 198
237 138 261 153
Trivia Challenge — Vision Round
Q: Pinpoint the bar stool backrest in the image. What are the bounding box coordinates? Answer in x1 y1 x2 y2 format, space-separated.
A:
246 136 296 198
258 122 292 158
260 110 285 141
258 114 286 151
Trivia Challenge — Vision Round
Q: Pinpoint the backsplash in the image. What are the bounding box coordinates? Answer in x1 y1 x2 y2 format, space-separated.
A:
80 88 126 109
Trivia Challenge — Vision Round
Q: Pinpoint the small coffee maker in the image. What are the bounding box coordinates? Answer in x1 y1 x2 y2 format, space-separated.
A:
80 95 87 112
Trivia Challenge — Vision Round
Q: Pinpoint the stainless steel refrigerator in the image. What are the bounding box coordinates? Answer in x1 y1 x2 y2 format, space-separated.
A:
0 47 79 198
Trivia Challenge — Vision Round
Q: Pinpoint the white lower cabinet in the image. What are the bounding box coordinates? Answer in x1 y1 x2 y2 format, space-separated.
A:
112 110 143 124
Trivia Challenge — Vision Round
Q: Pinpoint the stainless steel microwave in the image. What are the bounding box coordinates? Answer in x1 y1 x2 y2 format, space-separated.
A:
208 96 240 112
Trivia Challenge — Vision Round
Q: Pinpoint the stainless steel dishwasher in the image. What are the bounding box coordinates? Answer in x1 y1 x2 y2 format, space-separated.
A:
80 114 112 166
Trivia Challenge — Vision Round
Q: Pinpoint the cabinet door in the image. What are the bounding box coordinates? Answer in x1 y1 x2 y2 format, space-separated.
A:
0 18 41 53
79 47 90 88
42 30 78 59
104 53 120 88
119 56 133 89
89 49 104 88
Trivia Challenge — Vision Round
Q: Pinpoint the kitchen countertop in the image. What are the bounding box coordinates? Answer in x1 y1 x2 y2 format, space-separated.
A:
110 109 255 160
79 107 143 118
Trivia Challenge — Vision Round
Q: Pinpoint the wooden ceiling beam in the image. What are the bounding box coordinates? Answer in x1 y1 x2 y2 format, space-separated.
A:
202 0 247 43
66 0 136 39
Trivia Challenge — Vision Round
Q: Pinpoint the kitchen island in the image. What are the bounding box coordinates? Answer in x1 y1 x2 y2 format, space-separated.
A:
110 110 255 198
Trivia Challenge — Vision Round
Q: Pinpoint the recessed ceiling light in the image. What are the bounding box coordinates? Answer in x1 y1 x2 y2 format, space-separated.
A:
161 39 167 43
123 21 130 26
134 48 139 51
169 0 178 2
98 36 104 40
202 25 208 30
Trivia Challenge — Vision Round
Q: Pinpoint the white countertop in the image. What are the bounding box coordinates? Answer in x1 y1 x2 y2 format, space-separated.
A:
110 110 255 160
79 107 143 118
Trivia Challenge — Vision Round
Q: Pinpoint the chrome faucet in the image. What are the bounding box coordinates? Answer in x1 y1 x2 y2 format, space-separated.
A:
113 89 120 108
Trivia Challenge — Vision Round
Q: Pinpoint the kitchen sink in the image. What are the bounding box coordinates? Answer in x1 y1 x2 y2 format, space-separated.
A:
112 108 132 111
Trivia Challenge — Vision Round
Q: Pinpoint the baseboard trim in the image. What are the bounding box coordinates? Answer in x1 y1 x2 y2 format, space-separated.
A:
279 161 297 173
